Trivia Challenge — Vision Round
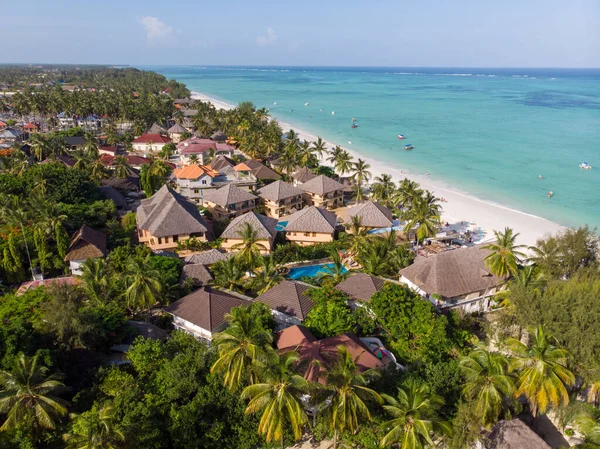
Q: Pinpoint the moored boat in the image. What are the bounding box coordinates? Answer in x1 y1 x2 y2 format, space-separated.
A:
580 162 592 169
351 123 359 129
403 144 414 150
397 134 405 140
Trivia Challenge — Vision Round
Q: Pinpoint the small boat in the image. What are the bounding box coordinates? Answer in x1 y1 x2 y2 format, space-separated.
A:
331 111 335 115
403 144 414 150
351 123 359 129
397 134 405 140
548 191 554 198
348 141 352 144
538 174 543 179
580 162 592 170
351 117 356 122
273 102 277 106
304 102 309 106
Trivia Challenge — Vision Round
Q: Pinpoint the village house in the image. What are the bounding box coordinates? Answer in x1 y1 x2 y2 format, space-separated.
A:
220 212 278 254
57 112 76 129
299 175 345 209
177 137 235 165
399 245 504 312
131 133 172 154
64 136 86 151
210 155 237 180
0 128 23 143
172 164 219 203
136 185 209 251
335 272 387 303
284 206 338 246
63 225 107 276
202 184 258 220
256 180 305 219
233 159 280 183
23 122 41 134
98 145 118 156
345 201 394 231
291 166 317 186
167 122 187 143
164 286 251 341
254 280 314 325
146 123 167 135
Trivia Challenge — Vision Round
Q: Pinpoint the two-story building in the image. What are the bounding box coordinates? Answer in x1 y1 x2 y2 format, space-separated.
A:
136 185 209 251
177 137 235 165
300 175 345 210
345 201 394 231
256 180 305 219
63 225 107 276
173 164 219 203
291 167 317 186
167 123 187 143
131 133 172 154
284 206 338 246
220 211 279 254
233 159 280 183
202 184 258 220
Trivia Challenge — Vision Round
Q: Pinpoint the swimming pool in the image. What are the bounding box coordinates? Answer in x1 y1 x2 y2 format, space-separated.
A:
276 220 288 232
287 263 347 280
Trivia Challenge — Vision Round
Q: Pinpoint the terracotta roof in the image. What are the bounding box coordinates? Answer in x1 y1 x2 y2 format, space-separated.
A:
233 162 253 171
285 206 338 234
203 184 257 208
257 180 304 202
17 276 79 296
254 280 314 320
210 155 235 171
292 167 317 183
64 225 106 262
173 164 218 180
346 201 394 228
221 212 278 240
335 273 386 302
168 123 187 134
300 175 345 196
133 133 171 144
184 249 232 265
100 154 152 167
177 137 217 154
99 145 118 154
276 325 384 383
180 264 213 285
484 419 551 449
23 122 38 129
136 185 208 238
400 246 502 298
164 286 250 332
146 123 167 134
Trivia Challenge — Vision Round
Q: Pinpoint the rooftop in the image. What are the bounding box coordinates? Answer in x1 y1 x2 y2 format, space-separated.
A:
203 184 257 208
64 225 107 262
345 201 394 228
292 167 317 183
254 280 314 320
257 180 304 202
300 174 345 196
285 206 338 234
184 249 232 265
173 164 218 180
221 212 278 240
132 133 171 144
335 273 387 302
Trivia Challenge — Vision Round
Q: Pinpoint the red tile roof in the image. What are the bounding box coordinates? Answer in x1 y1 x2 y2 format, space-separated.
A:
133 133 171 144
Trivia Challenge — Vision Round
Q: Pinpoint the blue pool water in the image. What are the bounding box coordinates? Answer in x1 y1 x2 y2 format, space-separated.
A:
287 263 347 280
276 220 288 232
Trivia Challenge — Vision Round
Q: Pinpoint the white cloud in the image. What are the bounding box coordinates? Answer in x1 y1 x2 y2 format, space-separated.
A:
257 27 277 46
139 16 174 44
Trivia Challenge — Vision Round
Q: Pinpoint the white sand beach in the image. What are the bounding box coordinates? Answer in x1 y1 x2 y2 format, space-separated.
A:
191 91 564 247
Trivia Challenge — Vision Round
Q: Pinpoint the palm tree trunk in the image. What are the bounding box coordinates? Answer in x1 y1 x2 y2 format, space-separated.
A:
333 429 338 449
281 434 285 449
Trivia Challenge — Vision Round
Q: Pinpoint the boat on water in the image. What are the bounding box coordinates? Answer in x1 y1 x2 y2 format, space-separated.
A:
403 144 414 150
397 134 405 140
351 123 359 129
580 162 593 169
331 111 335 115
304 102 309 106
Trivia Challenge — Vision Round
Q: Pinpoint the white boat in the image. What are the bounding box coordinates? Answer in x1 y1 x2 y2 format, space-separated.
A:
273 102 277 106
304 102 309 106
403 144 414 150
397 134 405 140
331 111 335 115
580 162 592 170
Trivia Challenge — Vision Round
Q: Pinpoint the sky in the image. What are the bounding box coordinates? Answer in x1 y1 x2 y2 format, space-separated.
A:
2 0 599 68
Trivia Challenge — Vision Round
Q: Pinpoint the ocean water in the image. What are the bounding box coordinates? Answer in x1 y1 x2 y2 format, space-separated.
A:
143 66 600 228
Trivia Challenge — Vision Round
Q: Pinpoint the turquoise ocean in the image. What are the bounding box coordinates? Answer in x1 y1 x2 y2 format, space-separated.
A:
143 66 600 228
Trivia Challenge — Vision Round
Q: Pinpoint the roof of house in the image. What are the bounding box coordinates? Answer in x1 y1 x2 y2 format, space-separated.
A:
203 184 257 208
168 123 187 134
136 185 208 238
183 249 232 265
164 286 249 332
40 155 75 167
99 145 118 154
292 167 317 183
254 280 314 320
100 154 152 167
233 162 253 171
250 163 281 180
285 206 338 234
147 123 167 134
173 164 218 180
64 136 85 147
335 273 386 302
177 137 217 154
0 128 22 138
277 325 384 383
64 225 107 261
346 201 394 228
210 155 235 171
221 212 278 240
133 133 171 144
484 419 551 449
300 175 345 196
23 122 38 129
257 180 304 202
99 186 128 209
101 174 140 192
17 276 79 296
399 246 502 298
180 264 214 285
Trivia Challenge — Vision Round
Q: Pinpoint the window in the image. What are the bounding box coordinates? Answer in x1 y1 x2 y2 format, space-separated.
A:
158 237 162 244
312 232 317 237
138 230 144 237
304 232 310 237
193 189 199 194
201 180 207 185
173 235 178 242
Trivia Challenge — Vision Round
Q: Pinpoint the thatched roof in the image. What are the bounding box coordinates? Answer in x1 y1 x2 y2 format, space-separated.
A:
300 175 345 196
335 273 386 302
221 212 278 240
257 180 304 202
203 184 257 208
484 419 551 449
147 123 167 134
254 280 314 320
180 264 213 286
292 167 317 184
285 206 337 234
101 173 140 192
64 225 107 262
168 122 187 134
346 201 393 228
184 249 232 265
400 246 502 298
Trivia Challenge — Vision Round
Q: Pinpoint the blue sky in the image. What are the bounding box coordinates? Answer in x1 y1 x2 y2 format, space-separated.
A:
2 0 599 67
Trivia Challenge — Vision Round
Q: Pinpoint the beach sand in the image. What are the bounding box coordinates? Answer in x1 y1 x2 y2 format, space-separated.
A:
191 91 564 247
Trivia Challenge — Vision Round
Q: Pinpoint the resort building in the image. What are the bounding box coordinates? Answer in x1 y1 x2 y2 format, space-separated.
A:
299 175 345 210
335 273 386 303
233 159 280 182
254 280 314 325
345 201 394 231
284 206 338 246
220 212 278 254
146 123 167 135
291 167 317 186
167 122 187 143
256 180 305 219
172 164 219 203
164 286 250 341
63 225 107 276
177 137 235 165
183 249 232 266
481 419 551 449
202 184 258 220
136 185 209 251
131 133 172 154
399 245 503 312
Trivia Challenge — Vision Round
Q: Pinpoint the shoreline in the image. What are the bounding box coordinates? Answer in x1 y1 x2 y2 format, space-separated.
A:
190 90 565 247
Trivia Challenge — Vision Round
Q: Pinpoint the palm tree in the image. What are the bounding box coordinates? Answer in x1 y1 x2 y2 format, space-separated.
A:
29 134 48 161
482 227 526 278
251 256 284 294
317 250 349 285
572 410 600 448
311 137 328 159
459 349 515 428
188 154 200 164
63 404 125 449
403 193 441 243
331 148 354 176
380 380 452 448
241 352 309 449
352 159 372 199
123 254 163 312
232 223 267 268
80 258 112 305
346 215 370 256
298 140 318 167
393 178 423 210
0 353 68 432
112 156 131 179
507 325 575 416
322 346 383 449
212 257 245 293
211 307 275 392
371 174 396 206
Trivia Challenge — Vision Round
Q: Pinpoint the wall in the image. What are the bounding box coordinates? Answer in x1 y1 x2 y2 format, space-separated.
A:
286 231 334 246
171 316 213 340
221 237 273 254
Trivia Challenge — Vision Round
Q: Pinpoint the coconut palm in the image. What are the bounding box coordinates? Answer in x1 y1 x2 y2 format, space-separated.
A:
322 346 383 449
482 227 526 278
317 250 349 285
298 140 318 167
63 404 125 449
29 134 49 161
311 137 328 159
277 147 298 174
211 307 276 392
346 215 370 256
507 325 575 416
232 223 267 268
371 174 396 206
393 178 423 210
251 256 284 294
403 193 441 244
352 159 372 194
80 258 112 305
0 353 68 432
380 380 452 448
572 410 600 448
331 148 354 176
241 352 309 449
188 154 200 164
459 349 515 428
123 254 163 312
112 156 131 179
212 257 245 293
